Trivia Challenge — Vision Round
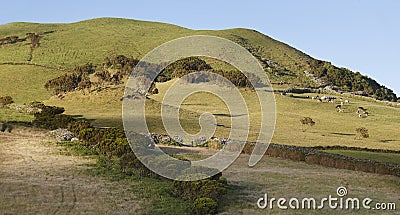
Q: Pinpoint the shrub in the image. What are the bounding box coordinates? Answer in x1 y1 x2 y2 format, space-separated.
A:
173 177 227 202
356 127 369 139
192 198 218 215
103 55 139 75
0 96 14 106
78 127 125 146
45 63 94 95
33 105 76 130
99 137 131 157
26 33 40 48
300 117 315 131
67 120 92 136
119 152 157 177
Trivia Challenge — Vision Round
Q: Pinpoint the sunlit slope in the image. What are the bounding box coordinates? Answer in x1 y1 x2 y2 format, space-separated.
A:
0 18 312 73
45 79 400 151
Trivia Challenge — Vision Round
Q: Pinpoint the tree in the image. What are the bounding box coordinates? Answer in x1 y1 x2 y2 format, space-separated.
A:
26 33 40 48
355 127 369 139
300 117 315 132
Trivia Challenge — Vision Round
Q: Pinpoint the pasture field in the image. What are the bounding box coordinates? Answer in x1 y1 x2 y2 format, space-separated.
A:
163 147 400 215
322 149 400 164
0 64 65 103
44 79 400 151
0 108 33 123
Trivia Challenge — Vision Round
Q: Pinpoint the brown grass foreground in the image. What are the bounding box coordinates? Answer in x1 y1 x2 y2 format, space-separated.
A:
1 127 399 214
0 127 141 214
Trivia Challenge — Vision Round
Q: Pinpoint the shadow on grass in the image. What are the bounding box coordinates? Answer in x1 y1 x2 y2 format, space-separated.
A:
330 132 355 136
213 113 248 118
380 139 399 143
218 182 263 213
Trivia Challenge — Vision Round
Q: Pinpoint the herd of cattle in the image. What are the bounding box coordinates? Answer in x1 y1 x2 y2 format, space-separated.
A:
310 95 370 118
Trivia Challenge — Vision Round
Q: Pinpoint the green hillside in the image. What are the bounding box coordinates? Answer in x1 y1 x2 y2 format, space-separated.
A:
1 18 399 151
0 17 396 100
0 18 302 68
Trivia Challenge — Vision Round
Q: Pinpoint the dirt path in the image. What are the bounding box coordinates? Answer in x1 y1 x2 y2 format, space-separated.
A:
0 127 141 214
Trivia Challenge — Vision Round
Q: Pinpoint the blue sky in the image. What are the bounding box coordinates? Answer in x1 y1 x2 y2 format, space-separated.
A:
1 0 399 95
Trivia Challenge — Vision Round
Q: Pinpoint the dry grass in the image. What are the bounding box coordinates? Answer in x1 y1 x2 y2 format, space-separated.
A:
0 126 143 214
44 78 400 151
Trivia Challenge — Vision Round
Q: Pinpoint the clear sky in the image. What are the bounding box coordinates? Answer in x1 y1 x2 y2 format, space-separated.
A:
1 0 399 96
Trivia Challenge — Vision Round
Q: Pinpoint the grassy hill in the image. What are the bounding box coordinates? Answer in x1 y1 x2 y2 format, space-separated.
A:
0 18 315 98
0 18 306 69
1 17 399 151
0 17 396 100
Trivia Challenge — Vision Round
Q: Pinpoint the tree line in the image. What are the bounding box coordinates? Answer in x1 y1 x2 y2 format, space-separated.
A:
310 60 397 101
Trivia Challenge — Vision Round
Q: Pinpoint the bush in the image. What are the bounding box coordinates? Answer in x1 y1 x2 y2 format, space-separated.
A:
67 120 92 136
45 63 94 95
99 137 131 157
356 127 369 139
192 198 218 215
33 106 76 130
103 55 139 75
78 127 125 146
173 177 227 202
300 117 315 131
40 105 65 116
0 96 14 106
119 152 158 177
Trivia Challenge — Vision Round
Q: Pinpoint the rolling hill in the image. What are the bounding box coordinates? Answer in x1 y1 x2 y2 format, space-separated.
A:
1 18 399 151
0 17 397 101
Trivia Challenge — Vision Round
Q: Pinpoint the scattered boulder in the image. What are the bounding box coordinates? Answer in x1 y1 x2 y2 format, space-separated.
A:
48 129 76 141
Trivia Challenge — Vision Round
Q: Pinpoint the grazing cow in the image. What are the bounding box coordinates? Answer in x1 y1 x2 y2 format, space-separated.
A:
357 107 369 118
345 100 350 104
321 95 336 103
312 95 320 100
336 105 345 113
358 107 367 112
